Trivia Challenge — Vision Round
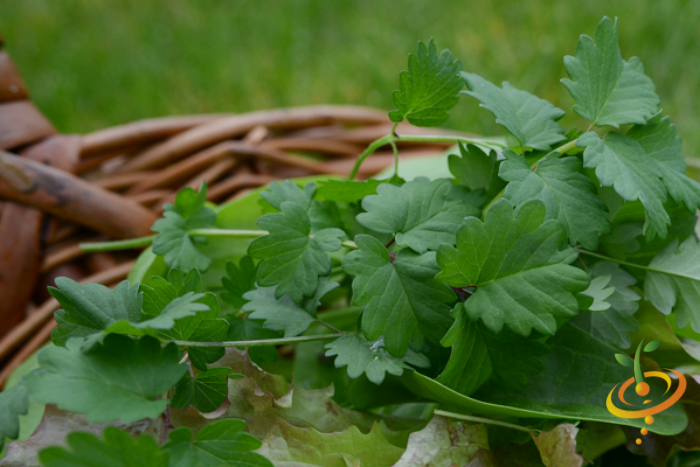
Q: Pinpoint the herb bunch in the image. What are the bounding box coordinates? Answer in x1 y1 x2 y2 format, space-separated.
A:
2 16 700 467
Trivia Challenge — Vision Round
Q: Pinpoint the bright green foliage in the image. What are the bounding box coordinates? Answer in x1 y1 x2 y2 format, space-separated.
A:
172 368 238 413
343 235 454 356
388 39 463 127
436 199 589 336
448 143 502 195
615 353 633 367
578 131 671 240
50 278 208 348
260 180 315 211
561 16 659 128
242 277 338 337
437 303 549 395
645 236 700 332
249 201 344 304
163 419 272 467
25 335 186 423
577 275 614 311
500 150 610 250
220 256 257 309
0 380 29 450
152 182 217 273
462 73 566 151
356 178 478 254
38 428 168 467
316 179 384 203
324 334 430 385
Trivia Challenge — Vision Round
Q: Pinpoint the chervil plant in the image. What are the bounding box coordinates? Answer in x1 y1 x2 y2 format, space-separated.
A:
3 17 700 467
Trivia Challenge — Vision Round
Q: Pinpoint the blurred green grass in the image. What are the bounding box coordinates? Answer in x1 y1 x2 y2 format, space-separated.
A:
1 0 700 155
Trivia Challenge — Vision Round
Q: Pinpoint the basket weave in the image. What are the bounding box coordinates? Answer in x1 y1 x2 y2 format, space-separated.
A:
0 32 465 386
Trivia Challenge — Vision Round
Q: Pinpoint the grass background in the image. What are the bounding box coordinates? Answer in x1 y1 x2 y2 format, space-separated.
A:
1 0 699 154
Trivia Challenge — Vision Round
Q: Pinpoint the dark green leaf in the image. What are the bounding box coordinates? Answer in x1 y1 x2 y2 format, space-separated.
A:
152 182 217 273
561 16 659 128
171 368 238 413
462 73 566 151
221 256 257 309
436 199 589 336
227 318 280 363
388 39 463 127
343 234 454 356
448 143 504 195
500 150 610 250
325 334 430 385
25 335 186 423
356 178 478 254
38 427 168 467
0 380 29 450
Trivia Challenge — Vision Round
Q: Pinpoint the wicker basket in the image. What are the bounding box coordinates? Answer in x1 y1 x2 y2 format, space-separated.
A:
0 32 465 386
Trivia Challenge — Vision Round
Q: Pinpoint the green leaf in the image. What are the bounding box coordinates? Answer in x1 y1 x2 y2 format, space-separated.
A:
627 113 700 212
260 179 315 211
645 236 700 332
356 178 478 254
500 150 610 250
532 424 585 467
324 334 430 385
448 143 504 195
645 340 661 352
436 199 589 336
577 275 615 311
343 235 454 356
462 73 566 151
561 16 659 128
315 179 384 204
578 131 670 240
221 256 257 309
249 201 345 304
227 318 280 364
388 39 463 127
171 368 239 414
50 278 209 349
615 353 634 367
241 277 339 337
0 380 29 450
436 303 549 396
152 182 217 273
163 419 272 467
38 427 168 467
25 335 186 423
257 419 404 467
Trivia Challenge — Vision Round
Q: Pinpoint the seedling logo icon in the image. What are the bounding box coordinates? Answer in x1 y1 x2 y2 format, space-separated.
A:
607 339 686 445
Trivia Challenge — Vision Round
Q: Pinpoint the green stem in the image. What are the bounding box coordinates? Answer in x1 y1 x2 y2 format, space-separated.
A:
577 249 693 281
634 339 646 384
433 410 539 434
172 332 346 348
348 134 394 181
186 229 266 238
552 138 580 155
80 235 157 252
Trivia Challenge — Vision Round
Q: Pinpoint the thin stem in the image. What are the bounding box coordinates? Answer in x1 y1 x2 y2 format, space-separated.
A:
576 248 692 280
433 410 539 434
172 333 346 348
633 339 646 384
160 405 173 445
317 320 343 334
341 240 359 250
349 134 393 180
391 139 400 178
80 235 157 252
552 138 580 155
187 229 266 238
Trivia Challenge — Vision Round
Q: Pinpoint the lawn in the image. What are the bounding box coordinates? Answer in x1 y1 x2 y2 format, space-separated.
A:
2 0 700 154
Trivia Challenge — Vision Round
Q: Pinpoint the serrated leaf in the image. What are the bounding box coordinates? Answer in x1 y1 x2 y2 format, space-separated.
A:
645 236 700 332
260 179 316 211
388 39 463 127
500 150 610 250
615 353 634 367
38 427 168 467
393 416 489 467
577 275 615 311
343 235 454 356
532 424 584 467
324 334 430 385
249 201 345 304
561 16 659 128
356 178 478 254
242 277 339 337
578 131 670 240
627 113 700 212
25 335 186 423
172 368 238 414
152 182 217 273
50 278 208 349
221 256 257 309
448 143 504 195
436 199 589 336
462 73 566 151
436 303 549 396
315 179 384 203
0 380 29 450
257 419 404 467
163 419 272 467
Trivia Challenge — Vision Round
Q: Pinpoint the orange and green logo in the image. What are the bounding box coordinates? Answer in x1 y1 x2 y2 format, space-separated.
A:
607 339 686 445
